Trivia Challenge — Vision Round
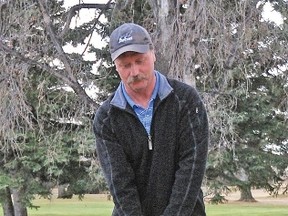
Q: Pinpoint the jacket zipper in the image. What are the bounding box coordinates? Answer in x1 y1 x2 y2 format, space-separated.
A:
125 110 153 151
148 134 153 150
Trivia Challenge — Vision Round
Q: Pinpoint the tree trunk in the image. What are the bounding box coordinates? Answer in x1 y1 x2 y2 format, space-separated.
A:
147 0 206 87
11 188 28 216
238 185 256 202
57 184 73 199
1 187 15 216
147 0 175 77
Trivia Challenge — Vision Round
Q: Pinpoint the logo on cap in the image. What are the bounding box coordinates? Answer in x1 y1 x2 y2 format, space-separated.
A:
118 31 133 44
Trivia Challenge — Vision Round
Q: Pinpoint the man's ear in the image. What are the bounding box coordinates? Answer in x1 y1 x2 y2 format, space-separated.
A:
152 50 156 62
114 59 119 72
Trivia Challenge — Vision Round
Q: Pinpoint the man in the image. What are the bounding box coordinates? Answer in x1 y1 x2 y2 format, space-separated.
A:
93 23 209 216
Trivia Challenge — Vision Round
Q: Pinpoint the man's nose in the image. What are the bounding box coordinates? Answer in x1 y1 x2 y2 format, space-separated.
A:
130 64 140 76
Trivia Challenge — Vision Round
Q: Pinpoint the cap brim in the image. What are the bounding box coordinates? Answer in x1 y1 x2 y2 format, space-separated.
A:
111 44 149 61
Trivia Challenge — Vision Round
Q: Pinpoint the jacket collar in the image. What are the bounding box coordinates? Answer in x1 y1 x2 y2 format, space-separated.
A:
110 71 173 109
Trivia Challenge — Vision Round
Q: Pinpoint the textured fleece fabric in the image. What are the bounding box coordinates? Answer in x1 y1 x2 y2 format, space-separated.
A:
93 71 209 216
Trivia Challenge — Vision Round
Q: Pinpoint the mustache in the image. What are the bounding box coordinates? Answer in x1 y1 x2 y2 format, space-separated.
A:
127 75 146 84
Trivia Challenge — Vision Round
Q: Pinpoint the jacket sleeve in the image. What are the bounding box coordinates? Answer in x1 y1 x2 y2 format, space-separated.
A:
93 105 143 215
162 88 209 215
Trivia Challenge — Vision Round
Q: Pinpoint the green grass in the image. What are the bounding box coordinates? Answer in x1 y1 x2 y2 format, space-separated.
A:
27 195 114 216
206 202 288 216
1 195 288 216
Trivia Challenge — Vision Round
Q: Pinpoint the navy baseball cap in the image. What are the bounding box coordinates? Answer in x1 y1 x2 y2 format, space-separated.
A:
109 23 153 61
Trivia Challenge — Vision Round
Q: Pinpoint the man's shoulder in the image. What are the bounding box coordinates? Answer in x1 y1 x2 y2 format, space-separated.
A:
95 94 114 118
167 78 198 95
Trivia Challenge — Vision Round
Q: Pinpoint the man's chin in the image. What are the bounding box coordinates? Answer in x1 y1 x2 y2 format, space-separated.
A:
129 82 147 92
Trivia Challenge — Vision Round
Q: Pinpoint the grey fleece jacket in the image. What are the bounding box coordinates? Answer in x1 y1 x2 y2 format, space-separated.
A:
93 71 209 216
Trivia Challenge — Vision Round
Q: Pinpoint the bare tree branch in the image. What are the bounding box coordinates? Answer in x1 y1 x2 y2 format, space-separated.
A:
0 40 98 108
38 0 74 76
79 0 114 55
37 0 98 108
59 2 113 38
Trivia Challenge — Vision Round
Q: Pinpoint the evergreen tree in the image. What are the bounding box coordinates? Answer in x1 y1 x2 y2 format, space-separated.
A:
0 0 110 214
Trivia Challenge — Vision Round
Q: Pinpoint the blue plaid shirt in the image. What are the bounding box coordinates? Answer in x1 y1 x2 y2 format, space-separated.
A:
121 72 159 135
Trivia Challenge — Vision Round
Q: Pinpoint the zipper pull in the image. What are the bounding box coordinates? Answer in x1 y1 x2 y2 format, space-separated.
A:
148 135 153 150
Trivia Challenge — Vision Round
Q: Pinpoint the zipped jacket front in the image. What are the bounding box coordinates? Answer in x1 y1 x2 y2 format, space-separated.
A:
93 72 209 216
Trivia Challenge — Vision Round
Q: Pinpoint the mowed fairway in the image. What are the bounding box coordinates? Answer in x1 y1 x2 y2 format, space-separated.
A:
28 194 114 216
0 190 287 216
206 189 288 216
206 203 288 216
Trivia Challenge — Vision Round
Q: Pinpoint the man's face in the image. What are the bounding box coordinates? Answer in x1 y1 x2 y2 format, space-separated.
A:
114 50 156 94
